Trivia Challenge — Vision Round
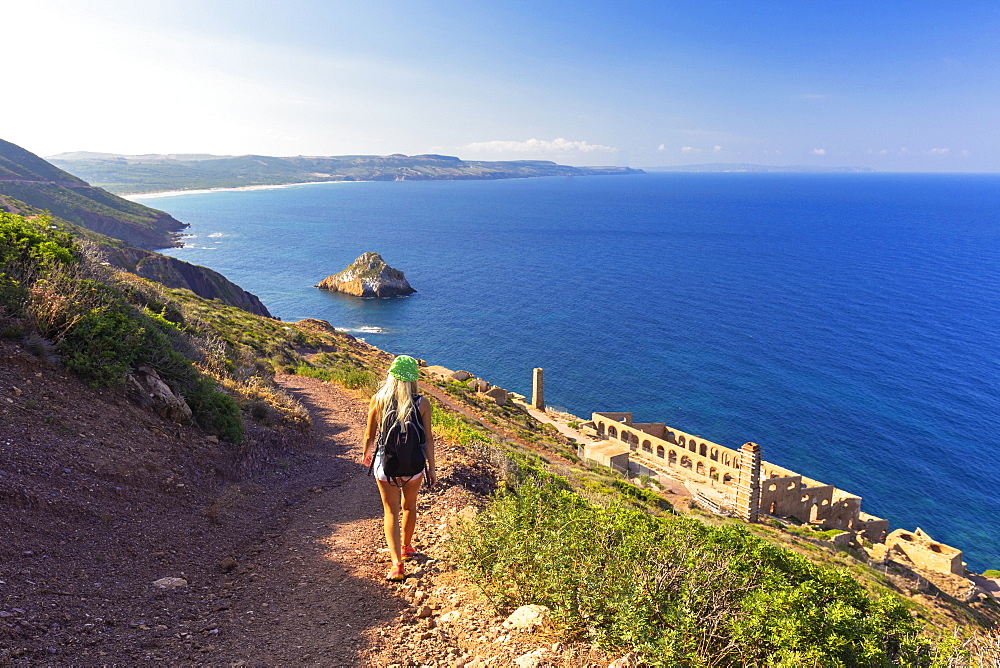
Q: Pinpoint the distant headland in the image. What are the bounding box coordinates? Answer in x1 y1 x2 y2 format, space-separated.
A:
46 152 644 195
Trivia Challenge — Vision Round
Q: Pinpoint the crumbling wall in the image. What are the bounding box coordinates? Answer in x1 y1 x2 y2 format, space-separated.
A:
886 527 964 576
590 411 887 535
850 512 890 542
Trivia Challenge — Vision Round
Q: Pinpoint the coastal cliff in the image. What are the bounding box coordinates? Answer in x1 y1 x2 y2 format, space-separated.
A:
105 247 273 317
317 252 416 298
0 141 271 317
0 138 186 249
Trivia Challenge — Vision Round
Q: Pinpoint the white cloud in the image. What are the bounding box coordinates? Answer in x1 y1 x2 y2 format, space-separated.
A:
928 147 950 155
461 137 618 154
812 148 826 156
961 149 970 157
657 143 667 151
713 145 722 153
681 146 699 153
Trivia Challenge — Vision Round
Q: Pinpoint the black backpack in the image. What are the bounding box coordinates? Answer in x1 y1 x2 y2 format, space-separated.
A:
373 395 426 485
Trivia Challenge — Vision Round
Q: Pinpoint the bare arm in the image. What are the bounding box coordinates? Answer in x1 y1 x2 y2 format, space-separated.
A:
420 397 436 487
362 399 379 466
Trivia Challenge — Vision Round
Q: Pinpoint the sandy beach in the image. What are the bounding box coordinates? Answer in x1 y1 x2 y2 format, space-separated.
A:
124 179 359 200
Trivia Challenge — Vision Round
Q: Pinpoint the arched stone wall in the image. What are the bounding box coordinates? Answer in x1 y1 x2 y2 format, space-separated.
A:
590 411 878 533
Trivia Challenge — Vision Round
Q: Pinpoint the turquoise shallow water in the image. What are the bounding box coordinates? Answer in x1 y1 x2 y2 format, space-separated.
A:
143 172 1000 571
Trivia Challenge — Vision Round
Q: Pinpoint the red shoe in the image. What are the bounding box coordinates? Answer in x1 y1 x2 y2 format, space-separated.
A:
386 561 405 582
402 545 418 561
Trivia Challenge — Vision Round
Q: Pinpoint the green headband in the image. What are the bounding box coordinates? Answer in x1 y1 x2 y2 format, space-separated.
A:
388 355 419 382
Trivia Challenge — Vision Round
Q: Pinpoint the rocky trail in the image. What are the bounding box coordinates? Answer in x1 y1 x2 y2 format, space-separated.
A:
1 342 614 666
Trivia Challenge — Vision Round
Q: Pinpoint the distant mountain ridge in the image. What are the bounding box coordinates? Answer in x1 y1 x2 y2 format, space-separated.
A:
47 151 643 195
0 138 187 248
646 163 875 173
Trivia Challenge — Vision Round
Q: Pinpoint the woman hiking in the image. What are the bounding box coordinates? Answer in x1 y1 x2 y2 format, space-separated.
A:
362 355 437 581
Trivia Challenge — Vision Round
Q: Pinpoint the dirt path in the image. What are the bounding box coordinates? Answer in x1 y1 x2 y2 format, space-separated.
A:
207 374 506 666
206 374 402 665
3 348 598 666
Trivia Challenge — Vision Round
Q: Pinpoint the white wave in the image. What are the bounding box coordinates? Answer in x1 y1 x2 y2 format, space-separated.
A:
340 326 386 334
207 232 225 238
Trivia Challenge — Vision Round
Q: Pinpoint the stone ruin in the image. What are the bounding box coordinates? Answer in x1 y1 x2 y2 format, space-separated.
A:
583 410 971 580
446 370 508 406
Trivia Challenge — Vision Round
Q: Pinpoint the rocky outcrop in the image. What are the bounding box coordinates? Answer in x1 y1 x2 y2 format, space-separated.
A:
105 247 272 317
317 252 415 299
125 366 193 423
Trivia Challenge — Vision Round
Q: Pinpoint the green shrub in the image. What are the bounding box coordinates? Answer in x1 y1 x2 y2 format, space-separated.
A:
983 569 1000 579
0 274 26 316
453 476 929 665
58 302 148 386
610 478 673 511
0 212 75 269
186 376 244 443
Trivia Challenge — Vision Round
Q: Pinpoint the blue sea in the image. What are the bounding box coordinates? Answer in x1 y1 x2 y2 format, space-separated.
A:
140 173 1000 572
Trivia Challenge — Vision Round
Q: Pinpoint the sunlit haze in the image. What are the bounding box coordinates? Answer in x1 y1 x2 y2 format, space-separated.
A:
5 0 999 171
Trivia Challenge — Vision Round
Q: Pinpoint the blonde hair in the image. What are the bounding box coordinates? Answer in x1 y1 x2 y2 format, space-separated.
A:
371 373 418 430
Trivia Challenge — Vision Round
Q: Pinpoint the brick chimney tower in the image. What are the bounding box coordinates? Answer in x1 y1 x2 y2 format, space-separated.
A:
735 442 762 523
532 368 544 410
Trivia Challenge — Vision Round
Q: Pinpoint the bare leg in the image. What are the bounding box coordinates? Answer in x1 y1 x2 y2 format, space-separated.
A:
401 476 422 548
376 479 402 565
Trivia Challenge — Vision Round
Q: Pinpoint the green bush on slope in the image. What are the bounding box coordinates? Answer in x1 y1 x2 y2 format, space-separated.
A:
0 211 244 442
452 470 929 666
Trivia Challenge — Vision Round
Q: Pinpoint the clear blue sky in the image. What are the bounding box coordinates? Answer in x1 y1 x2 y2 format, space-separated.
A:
5 0 999 171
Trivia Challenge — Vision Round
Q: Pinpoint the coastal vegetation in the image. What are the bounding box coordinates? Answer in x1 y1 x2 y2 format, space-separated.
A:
0 210 301 441
47 151 643 195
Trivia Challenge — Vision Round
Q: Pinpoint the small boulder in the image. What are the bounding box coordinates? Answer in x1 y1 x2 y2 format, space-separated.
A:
439 610 462 624
450 370 472 382
608 653 641 668
514 649 547 668
502 604 550 630
152 577 188 590
218 557 238 572
126 367 192 423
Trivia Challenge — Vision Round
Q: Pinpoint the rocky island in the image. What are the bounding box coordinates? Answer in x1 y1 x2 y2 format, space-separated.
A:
317 252 416 298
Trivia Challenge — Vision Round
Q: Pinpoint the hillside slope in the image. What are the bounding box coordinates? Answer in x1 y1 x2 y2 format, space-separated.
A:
48 152 643 194
0 184 270 318
0 138 185 249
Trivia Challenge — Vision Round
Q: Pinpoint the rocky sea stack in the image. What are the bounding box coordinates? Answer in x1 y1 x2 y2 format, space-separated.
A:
317 252 416 298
